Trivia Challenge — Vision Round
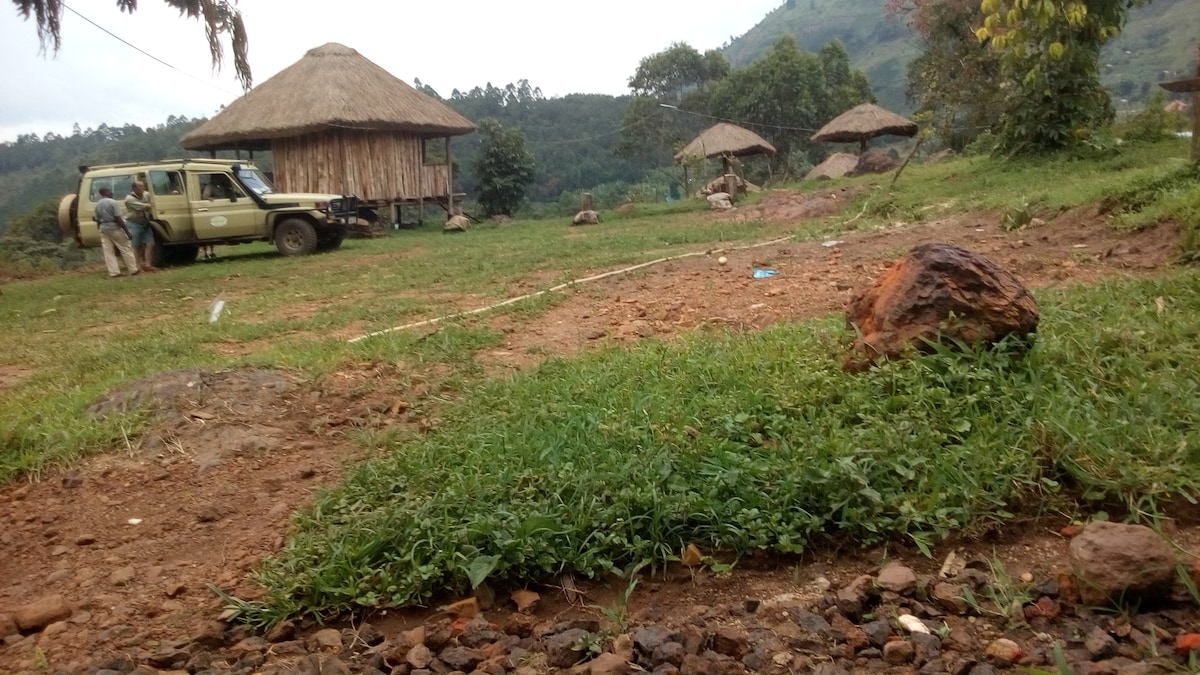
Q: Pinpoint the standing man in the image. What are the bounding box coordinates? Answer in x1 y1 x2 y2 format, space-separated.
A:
124 180 158 272
95 186 139 277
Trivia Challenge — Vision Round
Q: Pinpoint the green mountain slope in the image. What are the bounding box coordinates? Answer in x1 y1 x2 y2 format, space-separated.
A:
725 0 1199 113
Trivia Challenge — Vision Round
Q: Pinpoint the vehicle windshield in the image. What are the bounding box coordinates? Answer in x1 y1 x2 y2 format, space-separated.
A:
236 167 275 195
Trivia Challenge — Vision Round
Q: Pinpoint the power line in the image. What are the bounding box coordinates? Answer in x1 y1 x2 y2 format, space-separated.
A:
658 104 819 133
61 2 242 99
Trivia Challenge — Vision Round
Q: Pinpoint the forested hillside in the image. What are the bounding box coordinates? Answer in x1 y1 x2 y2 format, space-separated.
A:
0 117 211 233
724 0 1199 112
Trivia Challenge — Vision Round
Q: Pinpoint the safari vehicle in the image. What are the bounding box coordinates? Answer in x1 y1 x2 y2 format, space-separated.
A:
58 159 358 266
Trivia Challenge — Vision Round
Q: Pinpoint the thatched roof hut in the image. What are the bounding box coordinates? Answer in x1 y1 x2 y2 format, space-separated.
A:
181 42 475 208
811 103 917 154
675 123 776 167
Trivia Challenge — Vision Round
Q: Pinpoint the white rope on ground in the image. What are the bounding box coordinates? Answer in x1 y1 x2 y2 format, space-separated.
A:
346 234 798 343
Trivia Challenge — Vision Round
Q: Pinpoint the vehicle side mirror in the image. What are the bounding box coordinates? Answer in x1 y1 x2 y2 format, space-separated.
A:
230 195 237 203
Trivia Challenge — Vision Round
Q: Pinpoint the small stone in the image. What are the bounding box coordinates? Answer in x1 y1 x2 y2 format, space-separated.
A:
75 534 97 546
0 613 16 638
1068 522 1176 605
41 620 68 638
196 504 223 523
836 574 874 617
911 632 942 666
109 566 135 586
652 641 686 667
633 625 672 654
710 625 748 659
407 644 434 669
932 582 971 615
511 589 540 613
611 633 635 662
266 620 296 643
1084 626 1118 660
1019 572 1034 583
14 594 72 631
862 619 892 649
589 652 631 675
877 562 918 595
313 627 343 652
883 640 915 665
62 473 84 489
544 628 590 668
439 646 485 671
1175 633 1200 655
984 638 1023 667
165 583 186 598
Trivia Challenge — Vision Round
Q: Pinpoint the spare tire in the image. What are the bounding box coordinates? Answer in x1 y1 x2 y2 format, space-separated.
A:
57 194 79 243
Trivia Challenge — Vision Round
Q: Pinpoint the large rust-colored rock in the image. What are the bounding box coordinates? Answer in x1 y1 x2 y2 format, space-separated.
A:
845 243 1038 370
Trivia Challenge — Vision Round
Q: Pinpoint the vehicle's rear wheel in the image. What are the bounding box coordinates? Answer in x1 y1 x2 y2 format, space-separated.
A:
274 218 318 256
164 245 200 266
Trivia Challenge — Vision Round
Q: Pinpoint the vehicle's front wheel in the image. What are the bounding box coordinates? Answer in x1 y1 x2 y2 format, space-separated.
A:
274 218 318 256
317 225 346 252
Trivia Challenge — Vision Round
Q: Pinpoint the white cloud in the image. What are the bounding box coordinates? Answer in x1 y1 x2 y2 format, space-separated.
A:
1 0 782 142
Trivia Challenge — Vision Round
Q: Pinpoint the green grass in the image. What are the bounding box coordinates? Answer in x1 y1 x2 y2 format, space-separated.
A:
239 270 1200 624
5 136 1200 628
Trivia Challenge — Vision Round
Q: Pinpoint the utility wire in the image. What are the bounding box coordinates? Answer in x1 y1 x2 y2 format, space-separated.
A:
62 2 242 99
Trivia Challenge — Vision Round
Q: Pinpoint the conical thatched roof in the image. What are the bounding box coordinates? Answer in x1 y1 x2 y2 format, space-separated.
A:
811 103 917 147
675 123 776 163
181 43 475 151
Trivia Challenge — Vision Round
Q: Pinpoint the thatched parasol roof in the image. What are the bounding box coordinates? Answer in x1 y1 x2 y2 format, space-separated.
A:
675 123 776 163
811 103 917 153
181 43 475 151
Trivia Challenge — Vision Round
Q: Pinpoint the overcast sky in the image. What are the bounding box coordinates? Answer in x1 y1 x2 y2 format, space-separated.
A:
1 0 782 142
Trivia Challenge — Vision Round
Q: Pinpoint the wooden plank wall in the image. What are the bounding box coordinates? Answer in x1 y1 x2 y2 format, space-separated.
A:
272 131 452 201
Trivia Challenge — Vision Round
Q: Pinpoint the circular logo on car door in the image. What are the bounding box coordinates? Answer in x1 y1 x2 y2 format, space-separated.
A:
210 216 228 227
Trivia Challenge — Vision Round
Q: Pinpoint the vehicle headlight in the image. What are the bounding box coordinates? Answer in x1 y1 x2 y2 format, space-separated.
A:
315 201 329 210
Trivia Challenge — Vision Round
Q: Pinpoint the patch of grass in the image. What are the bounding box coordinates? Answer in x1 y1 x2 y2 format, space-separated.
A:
242 270 1200 624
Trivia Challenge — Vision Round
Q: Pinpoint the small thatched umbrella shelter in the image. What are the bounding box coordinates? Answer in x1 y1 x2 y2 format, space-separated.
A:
675 122 776 171
811 103 918 155
674 122 775 196
181 43 475 221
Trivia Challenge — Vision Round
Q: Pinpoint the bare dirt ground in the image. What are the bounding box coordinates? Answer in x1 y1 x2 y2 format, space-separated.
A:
0 190 1192 673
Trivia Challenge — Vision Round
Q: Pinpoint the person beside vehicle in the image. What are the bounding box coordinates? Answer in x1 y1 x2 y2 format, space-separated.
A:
202 175 232 200
124 180 158 272
95 186 139 278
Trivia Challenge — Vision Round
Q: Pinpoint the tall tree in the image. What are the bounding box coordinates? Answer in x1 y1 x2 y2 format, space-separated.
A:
14 0 251 88
976 0 1151 153
889 0 1003 150
616 43 729 165
472 119 537 217
708 36 874 171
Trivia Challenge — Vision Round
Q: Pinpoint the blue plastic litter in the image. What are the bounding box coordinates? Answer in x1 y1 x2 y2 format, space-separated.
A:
752 269 780 279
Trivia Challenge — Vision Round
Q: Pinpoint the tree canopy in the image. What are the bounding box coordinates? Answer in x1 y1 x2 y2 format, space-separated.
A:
472 119 537 218
976 0 1152 153
14 0 252 88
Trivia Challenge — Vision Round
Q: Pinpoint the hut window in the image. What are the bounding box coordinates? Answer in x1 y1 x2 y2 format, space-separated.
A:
423 138 448 165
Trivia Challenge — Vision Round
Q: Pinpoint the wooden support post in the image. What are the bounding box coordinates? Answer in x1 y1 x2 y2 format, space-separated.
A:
581 192 593 211
1158 45 1200 164
724 173 738 201
445 137 453 214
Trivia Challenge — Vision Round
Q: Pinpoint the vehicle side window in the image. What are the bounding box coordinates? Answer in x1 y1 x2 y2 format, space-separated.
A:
88 174 136 202
149 170 183 195
199 173 245 200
